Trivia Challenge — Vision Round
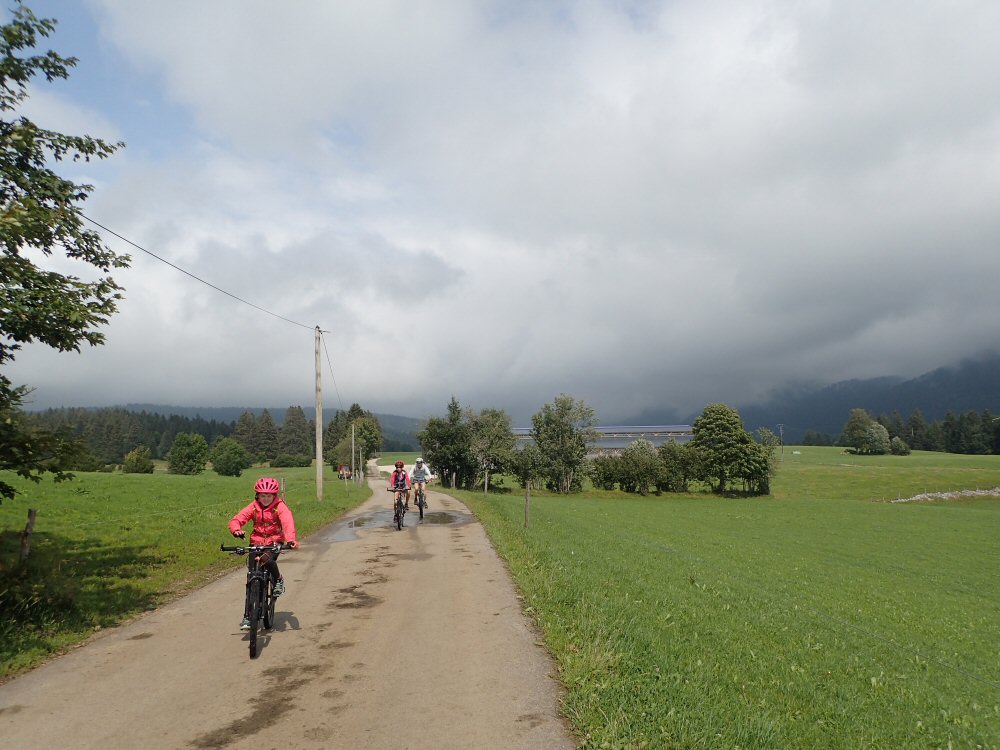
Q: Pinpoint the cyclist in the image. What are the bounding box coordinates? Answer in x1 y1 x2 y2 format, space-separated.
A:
410 457 433 508
388 459 411 510
229 477 298 631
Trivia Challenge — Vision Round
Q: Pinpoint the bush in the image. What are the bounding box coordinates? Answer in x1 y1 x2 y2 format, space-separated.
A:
122 447 154 474
271 454 312 468
210 438 252 477
167 433 209 475
890 436 911 455
589 454 620 490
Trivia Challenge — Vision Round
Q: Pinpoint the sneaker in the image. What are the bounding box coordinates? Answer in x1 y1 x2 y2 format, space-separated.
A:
273 579 285 596
240 617 251 631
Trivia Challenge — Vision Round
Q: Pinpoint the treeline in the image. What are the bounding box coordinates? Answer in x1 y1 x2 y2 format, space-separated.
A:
420 396 778 497
26 407 233 468
25 403 386 471
801 408 1000 455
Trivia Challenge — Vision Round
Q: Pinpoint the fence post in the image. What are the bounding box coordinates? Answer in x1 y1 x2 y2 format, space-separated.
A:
19 508 37 565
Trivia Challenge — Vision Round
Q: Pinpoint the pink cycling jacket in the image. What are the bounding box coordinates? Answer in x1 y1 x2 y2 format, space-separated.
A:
229 497 297 546
389 469 411 489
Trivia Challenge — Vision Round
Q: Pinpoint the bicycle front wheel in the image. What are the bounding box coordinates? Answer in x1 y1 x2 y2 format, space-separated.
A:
263 577 276 630
248 578 262 658
418 492 424 519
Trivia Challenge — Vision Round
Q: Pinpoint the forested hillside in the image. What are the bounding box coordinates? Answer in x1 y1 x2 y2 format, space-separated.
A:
25 404 420 468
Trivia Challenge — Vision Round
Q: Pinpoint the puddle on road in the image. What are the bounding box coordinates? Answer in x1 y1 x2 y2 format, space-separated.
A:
318 509 472 543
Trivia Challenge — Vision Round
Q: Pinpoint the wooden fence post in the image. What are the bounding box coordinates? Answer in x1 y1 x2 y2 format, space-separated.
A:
19 508 37 565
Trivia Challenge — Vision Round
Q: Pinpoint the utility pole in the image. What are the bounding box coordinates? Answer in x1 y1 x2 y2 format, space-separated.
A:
351 423 355 482
315 326 323 501
777 423 784 461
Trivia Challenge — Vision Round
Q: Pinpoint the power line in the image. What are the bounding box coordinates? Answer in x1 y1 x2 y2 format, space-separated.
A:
320 332 345 413
82 214 317 331
82 214 351 424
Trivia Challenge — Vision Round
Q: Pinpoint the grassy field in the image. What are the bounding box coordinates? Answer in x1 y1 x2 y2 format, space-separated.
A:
0 464 369 679
447 448 1000 749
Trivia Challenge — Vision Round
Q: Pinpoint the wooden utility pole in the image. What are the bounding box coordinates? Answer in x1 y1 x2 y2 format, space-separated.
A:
20 508 37 564
315 326 323 500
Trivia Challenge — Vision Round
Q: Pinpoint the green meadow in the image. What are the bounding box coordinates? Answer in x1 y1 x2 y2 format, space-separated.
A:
0 465 368 679
449 447 1000 749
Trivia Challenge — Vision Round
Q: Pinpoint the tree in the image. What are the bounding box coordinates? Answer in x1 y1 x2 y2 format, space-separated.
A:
210 437 251 477
957 411 989 455
0 4 129 502
232 411 258 458
905 409 931 451
167 433 209 475
510 443 546 528
256 409 279 462
278 405 312 458
122 446 154 474
688 403 755 494
418 397 476 489
588 453 620 491
618 439 662 495
840 408 875 452
859 423 891 455
742 428 779 495
530 394 598 493
469 407 515 493
352 415 383 464
657 439 697 493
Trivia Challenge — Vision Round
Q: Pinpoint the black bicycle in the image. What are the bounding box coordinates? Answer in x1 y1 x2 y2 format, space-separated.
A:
387 486 406 530
414 486 427 519
220 541 291 658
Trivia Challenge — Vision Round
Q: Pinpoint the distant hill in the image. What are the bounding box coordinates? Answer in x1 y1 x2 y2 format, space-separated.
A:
727 353 1000 442
626 353 1000 443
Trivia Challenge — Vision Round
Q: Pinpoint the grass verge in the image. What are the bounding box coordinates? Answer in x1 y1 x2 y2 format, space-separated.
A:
445 448 1000 749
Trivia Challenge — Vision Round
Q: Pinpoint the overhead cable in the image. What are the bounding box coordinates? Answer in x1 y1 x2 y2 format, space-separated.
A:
82 214 317 331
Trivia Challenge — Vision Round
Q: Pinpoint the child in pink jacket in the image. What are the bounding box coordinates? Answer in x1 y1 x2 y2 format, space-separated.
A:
229 476 298 630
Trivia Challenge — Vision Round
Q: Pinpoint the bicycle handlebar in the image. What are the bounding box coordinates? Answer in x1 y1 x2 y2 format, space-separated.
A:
220 542 294 554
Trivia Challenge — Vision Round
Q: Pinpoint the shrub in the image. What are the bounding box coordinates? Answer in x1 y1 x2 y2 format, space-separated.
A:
167 433 209 475
210 438 252 477
271 454 311 468
890 436 911 455
589 454 620 490
122 446 154 474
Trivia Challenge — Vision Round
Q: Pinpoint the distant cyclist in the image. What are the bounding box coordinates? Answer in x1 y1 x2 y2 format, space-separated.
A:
411 457 433 507
388 460 411 510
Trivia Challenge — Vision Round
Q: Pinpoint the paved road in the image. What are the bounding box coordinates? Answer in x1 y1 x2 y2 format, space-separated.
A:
0 481 576 749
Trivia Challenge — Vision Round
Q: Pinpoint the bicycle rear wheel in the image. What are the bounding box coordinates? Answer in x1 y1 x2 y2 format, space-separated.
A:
248 578 261 658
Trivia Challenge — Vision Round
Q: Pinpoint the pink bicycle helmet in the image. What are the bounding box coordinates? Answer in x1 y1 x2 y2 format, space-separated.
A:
254 477 280 494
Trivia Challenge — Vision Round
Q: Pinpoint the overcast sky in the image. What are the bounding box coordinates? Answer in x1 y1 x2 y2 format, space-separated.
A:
5 0 1000 425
